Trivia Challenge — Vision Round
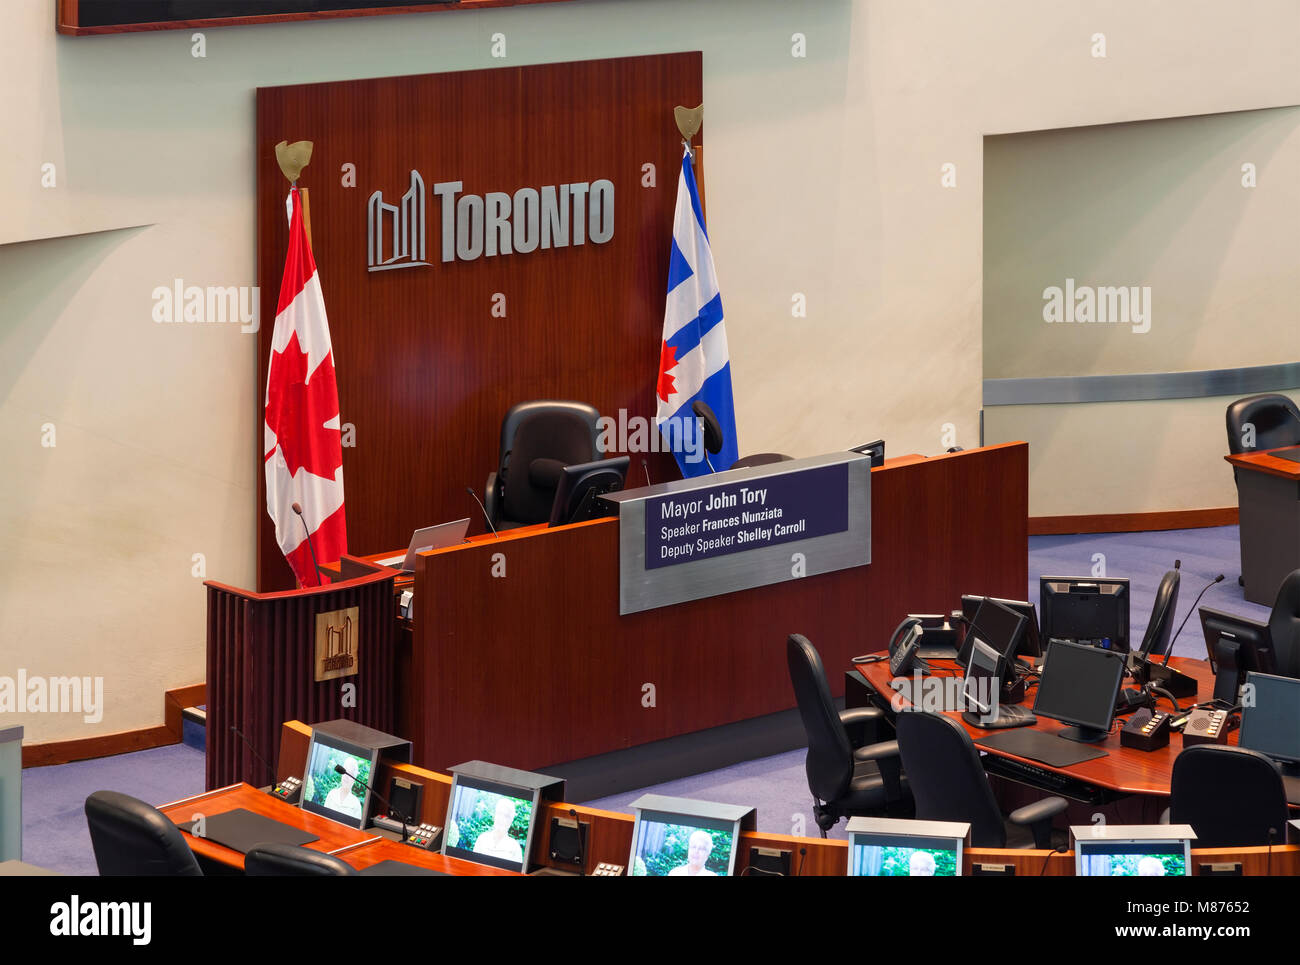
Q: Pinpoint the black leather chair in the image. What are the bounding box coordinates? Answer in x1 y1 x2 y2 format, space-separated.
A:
693 400 791 472
1268 568 1300 681
1137 568 1180 658
84 790 203 876
1225 393 1300 455
484 401 600 529
245 842 359 876
786 634 907 835
1168 745 1289 847
895 711 1067 848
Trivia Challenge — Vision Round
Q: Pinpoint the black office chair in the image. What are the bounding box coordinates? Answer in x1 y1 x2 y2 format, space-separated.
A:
693 400 792 473
786 634 907 836
84 790 203 876
244 842 358 876
1168 745 1289 848
484 400 600 529
1268 568 1300 681
895 711 1067 849
1225 393 1300 455
1137 568 1180 658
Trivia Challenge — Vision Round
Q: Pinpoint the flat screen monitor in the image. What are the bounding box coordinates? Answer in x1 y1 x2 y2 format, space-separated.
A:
1199 607 1275 676
629 805 742 877
1039 577 1130 652
963 598 1028 677
1238 671 1300 766
442 774 541 873
846 817 968 876
1074 828 1193 877
960 595 1042 661
1033 639 1125 742
547 456 630 527
300 730 380 830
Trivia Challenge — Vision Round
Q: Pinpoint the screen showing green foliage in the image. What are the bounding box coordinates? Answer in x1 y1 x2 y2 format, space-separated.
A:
1080 850 1187 877
851 844 958 876
445 786 534 868
631 820 736 877
302 742 372 824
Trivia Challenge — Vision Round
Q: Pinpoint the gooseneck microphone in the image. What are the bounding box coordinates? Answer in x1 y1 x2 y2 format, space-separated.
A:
466 487 499 538
230 725 276 788
642 459 652 488
1162 572 1225 667
335 763 413 842
290 501 323 586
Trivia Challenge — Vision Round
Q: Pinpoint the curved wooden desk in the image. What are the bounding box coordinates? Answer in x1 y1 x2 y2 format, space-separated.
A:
849 655 1240 803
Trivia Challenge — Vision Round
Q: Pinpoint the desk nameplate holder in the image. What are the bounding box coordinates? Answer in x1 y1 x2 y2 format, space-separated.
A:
605 452 871 615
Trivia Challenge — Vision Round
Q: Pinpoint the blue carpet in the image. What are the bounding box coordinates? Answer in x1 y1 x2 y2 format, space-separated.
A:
21 744 205 875
19 525 1276 869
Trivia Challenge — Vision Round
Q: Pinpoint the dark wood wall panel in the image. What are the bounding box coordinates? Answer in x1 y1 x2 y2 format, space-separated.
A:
410 444 1029 773
256 53 702 590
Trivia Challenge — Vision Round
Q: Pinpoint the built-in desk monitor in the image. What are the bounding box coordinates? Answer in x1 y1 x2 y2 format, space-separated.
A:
846 817 969 876
300 730 379 830
1072 825 1195 877
628 794 755 877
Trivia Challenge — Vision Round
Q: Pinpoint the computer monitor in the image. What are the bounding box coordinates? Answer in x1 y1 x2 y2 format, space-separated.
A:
1033 639 1125 742
1039 577 1130 652
628 795 747 876
442 773 543 873
547 456 630 527
1200 606 1275 679
846 817 968 876
957 599 1027 688
300 729 380 830
1238 672 1300 772
960 595 1042 661
1072 825 1194 877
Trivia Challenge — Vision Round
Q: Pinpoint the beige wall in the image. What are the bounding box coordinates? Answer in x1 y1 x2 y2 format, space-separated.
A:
984 108 1300 516
3 0 1300 742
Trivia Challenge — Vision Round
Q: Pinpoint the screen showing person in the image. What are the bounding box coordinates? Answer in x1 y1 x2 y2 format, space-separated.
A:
850 841 959 877
442 778 537 872
630 815 738 876
300 735 375 829
1076 843 1188 877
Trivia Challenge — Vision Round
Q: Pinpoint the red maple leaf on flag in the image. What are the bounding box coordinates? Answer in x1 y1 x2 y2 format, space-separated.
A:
265 330 342 480
657 340 679 403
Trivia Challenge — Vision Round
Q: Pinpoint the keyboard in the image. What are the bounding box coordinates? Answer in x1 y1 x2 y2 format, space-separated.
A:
982 755 1109 804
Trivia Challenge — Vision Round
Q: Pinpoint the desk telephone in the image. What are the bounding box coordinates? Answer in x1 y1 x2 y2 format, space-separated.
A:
888 618 927 676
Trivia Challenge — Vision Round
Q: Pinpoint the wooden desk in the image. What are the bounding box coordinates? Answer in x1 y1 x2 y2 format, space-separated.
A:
849 655 1236 803
1225 446 1300 606
333 838 521 876
159 783 381 872
406 443 1029 775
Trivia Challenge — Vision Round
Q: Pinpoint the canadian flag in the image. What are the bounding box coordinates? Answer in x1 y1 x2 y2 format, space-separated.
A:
264 187 347 586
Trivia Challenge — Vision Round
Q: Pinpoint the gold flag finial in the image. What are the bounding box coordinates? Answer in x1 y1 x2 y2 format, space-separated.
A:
275 140 314 184
674 105 703 146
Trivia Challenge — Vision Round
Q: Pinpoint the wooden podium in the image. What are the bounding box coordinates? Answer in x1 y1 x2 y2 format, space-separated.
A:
1225 446 1300 605
204 557 401 789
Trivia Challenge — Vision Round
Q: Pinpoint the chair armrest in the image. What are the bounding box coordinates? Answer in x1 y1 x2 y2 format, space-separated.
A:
1008 796 1069 850
839 706 884 727
852 740 900 764
1159 807 1170 825
484 472 500 527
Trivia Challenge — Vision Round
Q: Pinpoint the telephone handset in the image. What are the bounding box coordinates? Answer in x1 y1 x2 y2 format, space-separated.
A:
888 618 926 676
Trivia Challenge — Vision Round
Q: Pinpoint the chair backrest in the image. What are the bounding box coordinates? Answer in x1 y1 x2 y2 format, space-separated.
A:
692 400 724 456
786 634 854 804
497 401 600 525
244 842 358 876
84 790 203 876
1139 568 1181 657
1268 568 1300 680
1169 745 1289 848
895 711 1006 848
1225 394 1300 454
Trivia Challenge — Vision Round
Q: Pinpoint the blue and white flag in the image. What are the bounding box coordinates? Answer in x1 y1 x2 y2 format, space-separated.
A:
655 146 739 478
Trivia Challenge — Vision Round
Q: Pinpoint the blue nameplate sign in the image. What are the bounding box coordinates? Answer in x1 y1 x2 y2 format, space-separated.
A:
645 463 849 570
604 452 871 615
